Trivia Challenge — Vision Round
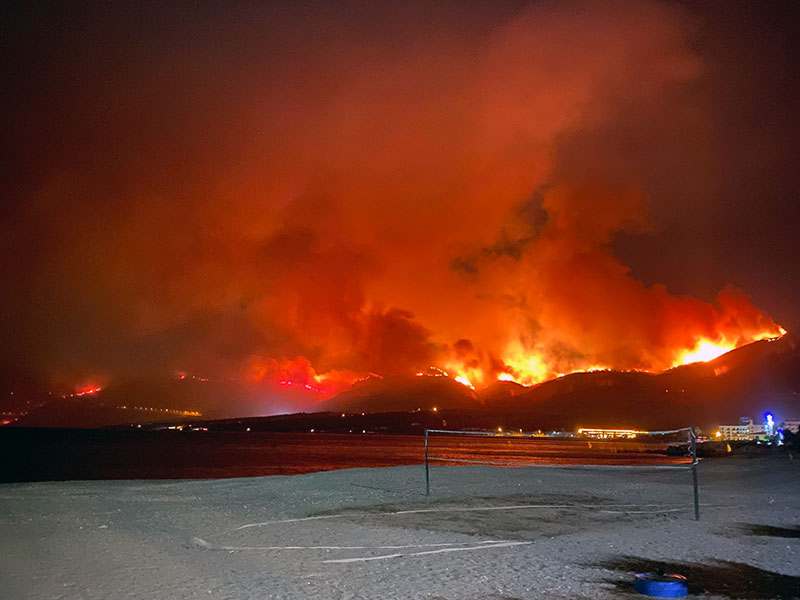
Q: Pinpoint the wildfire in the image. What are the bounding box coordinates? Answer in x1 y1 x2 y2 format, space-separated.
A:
675 340 735 366
416 366 449 377
247 355 361 397
674 329 786 367
354 373 384 383
489 361 610 387
500 342 550 386
415 365 476 389
440 325 788 389
454 375 475 390
279 380 323 393
248 324 787 403
74 385 102 397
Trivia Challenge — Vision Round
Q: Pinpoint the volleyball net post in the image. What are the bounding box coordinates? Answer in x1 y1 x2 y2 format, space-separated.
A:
423 426 701 519
690 425 700 521
424 429 430 496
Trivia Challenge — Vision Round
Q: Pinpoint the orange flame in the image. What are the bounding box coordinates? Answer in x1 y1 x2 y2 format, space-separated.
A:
673 328 785 367
675 340 735 366
74 385 102 397
445 326 786 387
245 323 786 405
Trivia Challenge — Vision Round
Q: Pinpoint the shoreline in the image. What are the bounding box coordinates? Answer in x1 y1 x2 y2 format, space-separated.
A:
1 455 798 599
1 428 697 484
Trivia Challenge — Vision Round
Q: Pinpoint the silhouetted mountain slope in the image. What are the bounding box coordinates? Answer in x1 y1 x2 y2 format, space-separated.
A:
9 336 798 430
320 335 800 430
479 380 528 402
490 335 800 429
12 378 251 428
317 375 480 412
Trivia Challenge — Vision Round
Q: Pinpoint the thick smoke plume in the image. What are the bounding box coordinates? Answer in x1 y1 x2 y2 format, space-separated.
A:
0 1 787 412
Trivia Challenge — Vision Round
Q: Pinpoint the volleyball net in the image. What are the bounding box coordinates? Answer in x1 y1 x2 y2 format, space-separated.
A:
423 426 700 519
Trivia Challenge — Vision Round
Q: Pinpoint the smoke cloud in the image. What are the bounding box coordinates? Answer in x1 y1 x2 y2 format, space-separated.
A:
1 0 789 412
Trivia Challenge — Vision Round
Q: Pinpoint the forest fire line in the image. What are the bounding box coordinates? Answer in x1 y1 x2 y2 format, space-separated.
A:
417 327 787 391
245 327 787 398
70 325 786 401
61 386 103 399
674 328 787 367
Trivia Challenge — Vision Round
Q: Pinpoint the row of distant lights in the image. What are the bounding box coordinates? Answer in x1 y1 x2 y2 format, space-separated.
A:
236 408 621 437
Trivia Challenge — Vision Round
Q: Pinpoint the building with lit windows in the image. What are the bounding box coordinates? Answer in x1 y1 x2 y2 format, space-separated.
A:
577 428 645 439
717 417 763 441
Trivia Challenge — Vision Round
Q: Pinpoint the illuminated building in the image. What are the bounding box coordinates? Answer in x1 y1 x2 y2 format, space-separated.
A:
577 428 645 439
717 417 764 441
779 419 800 434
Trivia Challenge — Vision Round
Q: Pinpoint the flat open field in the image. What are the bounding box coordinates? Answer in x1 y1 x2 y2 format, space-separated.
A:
1 456 798 599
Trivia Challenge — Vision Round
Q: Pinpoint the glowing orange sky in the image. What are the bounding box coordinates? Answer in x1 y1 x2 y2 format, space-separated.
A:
1 0 797 413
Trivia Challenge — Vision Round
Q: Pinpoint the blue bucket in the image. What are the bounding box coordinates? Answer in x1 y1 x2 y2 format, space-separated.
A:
634 573 688 598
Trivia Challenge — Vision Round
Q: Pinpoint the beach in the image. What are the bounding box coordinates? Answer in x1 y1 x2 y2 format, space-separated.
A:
1 455 798 599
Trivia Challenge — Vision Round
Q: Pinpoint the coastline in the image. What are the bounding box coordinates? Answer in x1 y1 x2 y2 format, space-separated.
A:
1 455 798 599
1 429 691 484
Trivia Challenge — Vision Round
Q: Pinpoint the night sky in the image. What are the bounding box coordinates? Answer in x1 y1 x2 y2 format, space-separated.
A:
2 1 798 413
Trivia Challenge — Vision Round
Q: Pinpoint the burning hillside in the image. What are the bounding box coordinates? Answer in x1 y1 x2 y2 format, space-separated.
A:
319 334 800 430
243 283 785 402
2 1 796 418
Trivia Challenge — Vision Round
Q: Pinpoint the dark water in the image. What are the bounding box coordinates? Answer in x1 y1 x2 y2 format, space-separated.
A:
0 429 689 483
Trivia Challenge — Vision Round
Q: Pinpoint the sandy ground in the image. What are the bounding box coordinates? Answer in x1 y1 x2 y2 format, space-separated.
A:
1 456 798 599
